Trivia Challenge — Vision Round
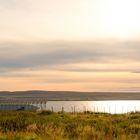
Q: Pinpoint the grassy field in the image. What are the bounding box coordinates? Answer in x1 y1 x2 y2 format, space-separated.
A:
0 111 139 140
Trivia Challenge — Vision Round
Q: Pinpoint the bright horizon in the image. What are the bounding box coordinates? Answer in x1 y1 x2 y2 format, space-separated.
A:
0 0 140 91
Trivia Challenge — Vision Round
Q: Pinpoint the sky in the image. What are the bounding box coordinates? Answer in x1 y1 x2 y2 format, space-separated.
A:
0 0 140 91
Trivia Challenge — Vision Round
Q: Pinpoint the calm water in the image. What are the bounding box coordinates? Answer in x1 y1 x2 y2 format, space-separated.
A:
43 100 140 114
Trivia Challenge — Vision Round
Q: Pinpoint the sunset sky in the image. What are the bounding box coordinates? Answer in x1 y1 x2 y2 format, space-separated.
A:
0 0 140 91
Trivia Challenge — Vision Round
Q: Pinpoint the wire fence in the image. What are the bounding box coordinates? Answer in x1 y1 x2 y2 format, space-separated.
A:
0 102 139 114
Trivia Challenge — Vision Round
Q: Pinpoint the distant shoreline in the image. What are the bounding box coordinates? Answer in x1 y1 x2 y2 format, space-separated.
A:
0 91 140 101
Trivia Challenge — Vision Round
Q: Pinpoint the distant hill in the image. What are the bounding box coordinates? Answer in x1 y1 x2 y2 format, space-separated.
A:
0 91 140 100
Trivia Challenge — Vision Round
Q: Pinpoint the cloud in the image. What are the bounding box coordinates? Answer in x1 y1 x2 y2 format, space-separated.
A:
0 41 140 73
55 67 140 73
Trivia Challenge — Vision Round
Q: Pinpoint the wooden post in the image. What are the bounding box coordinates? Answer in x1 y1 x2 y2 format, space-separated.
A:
71 106 73 113
51 106 54 112
74 106 75 114
62 106 64 113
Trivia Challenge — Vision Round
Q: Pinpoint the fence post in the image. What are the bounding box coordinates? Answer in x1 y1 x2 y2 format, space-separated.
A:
83 106 86 112
74 106 75 114
51 106 54 112
62 106 64 113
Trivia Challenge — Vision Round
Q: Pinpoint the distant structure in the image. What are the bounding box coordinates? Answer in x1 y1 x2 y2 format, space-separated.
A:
0 97 48 111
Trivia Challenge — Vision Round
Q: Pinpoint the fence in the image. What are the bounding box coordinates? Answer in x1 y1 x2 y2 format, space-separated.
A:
0 98 140 114
44 105 140 114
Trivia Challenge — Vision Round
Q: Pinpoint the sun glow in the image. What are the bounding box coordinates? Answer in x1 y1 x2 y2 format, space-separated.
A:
97 0 140 39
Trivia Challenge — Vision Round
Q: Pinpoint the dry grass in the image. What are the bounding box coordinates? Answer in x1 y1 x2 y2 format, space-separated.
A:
0 111 139 140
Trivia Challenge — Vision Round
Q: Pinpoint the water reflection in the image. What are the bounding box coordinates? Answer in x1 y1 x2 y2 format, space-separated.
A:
45 100 140 114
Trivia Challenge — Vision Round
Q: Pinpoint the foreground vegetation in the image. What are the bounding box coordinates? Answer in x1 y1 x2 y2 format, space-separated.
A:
0 111 139 140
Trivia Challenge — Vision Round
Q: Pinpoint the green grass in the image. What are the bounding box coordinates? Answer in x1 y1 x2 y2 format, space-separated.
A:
0 111 139 140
